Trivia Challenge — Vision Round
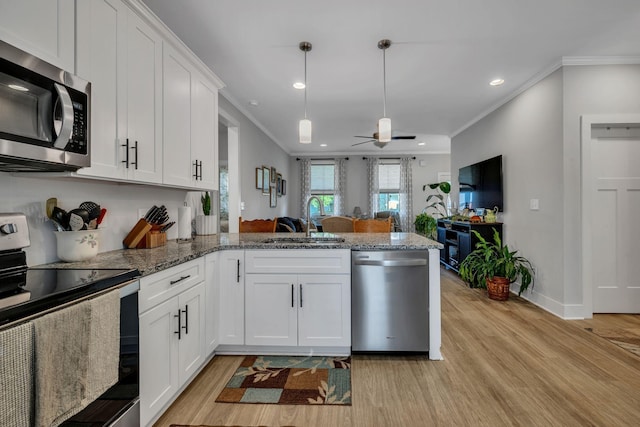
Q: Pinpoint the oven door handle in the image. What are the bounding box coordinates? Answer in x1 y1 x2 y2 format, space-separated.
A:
52 83 75 149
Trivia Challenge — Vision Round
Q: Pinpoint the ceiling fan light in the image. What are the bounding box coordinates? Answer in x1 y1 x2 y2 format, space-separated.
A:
373 139 388 149
299 118 312 144
378 117 392 142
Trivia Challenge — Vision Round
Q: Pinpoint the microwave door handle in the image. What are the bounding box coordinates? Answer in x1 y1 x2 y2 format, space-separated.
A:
52 83 75 149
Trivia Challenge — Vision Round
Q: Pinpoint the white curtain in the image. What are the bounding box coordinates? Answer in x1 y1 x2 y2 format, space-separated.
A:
299 158 311 217
334 158 347 215
366 157 380 218
399 157 413 232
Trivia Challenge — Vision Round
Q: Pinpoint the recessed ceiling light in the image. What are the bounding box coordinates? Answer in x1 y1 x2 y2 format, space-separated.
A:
8 84 29 92
418 142 425 146
248 99 259 106
320 143 327 147
293 82 305 89
489 78 505 86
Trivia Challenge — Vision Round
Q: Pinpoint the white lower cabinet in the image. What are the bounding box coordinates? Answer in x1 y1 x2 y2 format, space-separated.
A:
204 252 219 355
245 273 351 347
139 258 205 426
244 249 351 349
218 250 245 345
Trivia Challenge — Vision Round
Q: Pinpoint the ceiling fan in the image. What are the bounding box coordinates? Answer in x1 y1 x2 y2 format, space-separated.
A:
352 132 416 148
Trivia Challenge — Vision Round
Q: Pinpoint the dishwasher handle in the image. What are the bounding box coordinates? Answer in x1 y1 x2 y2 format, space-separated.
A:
353 258 427 267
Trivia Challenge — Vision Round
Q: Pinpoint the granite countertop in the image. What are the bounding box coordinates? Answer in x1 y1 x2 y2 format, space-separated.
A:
41 232 442 277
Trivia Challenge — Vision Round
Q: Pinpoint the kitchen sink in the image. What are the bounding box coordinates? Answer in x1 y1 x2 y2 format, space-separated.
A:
261 236 346 244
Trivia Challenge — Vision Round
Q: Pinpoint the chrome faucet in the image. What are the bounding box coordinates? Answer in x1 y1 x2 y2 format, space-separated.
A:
306 196 324 237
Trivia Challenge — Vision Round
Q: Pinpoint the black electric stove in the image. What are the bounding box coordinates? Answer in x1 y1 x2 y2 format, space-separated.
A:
0 265 139 326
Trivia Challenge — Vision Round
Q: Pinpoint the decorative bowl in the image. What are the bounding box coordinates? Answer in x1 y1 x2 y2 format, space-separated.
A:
53 229 100 262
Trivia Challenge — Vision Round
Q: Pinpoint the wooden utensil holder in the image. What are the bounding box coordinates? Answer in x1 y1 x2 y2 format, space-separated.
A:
136 230 167 249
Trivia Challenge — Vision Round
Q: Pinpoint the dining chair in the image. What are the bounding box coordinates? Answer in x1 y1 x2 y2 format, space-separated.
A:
239 217 277 232
321 216 355 233
353 217 392 233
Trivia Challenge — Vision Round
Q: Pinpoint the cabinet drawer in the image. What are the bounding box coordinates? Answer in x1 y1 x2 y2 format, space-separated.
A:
245 249 350 274
139 258 204 313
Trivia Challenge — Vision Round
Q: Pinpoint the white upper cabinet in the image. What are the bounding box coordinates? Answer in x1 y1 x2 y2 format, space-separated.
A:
0 0 75 71
163 43 219 190
76 0 163 184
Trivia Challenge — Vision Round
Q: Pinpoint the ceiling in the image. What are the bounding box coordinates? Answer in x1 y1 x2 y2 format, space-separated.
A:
142 0 640 156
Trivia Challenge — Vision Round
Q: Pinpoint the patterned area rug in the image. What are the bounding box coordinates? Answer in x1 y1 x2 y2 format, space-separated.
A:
586 327 640 357
215 355 351 405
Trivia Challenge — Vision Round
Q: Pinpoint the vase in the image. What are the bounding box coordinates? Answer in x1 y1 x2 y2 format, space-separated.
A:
195 214 217 235
486 276 511 301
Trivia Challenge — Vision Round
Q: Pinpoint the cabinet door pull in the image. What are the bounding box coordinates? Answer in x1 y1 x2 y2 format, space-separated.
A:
197 160 203 180
170 275 191 285
192 160 198 179
291 284 294 308
236 259 241 283
131 140 138 169
182 304 189 334
121 138 129 168
174 310 182 340
299 284 303 308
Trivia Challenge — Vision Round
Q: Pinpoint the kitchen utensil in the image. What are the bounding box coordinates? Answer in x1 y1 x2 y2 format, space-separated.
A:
52 206 70 230
144 205 158 221
46 198 57 219
97 208 107 226
79 201 101 220
160 221 175 232
68 208 89 231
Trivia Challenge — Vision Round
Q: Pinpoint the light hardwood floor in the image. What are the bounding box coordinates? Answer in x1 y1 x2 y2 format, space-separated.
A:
154 268 640 427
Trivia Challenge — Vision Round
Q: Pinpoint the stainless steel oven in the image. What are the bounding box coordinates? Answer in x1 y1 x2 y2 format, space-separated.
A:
0 40 90 172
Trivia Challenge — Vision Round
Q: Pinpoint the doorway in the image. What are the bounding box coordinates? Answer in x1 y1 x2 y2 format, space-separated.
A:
219 109 239 233
581 115 640 316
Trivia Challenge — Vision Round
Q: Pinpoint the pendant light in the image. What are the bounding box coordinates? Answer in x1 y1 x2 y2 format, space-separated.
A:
299 41 312 144
377 39 392 143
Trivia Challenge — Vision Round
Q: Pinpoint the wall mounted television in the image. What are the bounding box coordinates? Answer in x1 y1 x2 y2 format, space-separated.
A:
458 155 503 212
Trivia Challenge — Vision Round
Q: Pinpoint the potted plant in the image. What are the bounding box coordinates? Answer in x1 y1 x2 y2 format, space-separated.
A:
195 191 217 235
423 181 452 218
414 212 437 239
459 228 534 301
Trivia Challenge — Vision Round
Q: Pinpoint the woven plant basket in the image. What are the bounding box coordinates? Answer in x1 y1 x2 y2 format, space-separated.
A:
486 276 511 301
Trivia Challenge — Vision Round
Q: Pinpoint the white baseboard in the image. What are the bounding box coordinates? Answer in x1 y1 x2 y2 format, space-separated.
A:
515 285 585 319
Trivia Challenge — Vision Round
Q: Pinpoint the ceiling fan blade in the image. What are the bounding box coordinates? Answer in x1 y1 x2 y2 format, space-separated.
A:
354 135 375 138
351 139 375 146
391 135 416 140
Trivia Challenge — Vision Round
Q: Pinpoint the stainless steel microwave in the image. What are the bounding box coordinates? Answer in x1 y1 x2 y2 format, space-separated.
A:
0 40 90 172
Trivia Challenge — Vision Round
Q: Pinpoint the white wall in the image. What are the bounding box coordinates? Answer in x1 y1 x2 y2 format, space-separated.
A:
218 95 291 220
452 69 565 309
452 63 640 318
0 173 191 266
287 154 451 228
562 64 640 309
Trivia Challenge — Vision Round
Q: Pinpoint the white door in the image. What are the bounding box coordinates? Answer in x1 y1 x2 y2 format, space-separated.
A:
177 282 205 384
126 10 162 183
590 131 640 313
245 274 298 346
218 250 245 344
298 274 351 347
139 297 179 426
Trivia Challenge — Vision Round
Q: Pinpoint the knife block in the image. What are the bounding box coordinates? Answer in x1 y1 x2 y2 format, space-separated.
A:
123 219 152 249
136 231 167 249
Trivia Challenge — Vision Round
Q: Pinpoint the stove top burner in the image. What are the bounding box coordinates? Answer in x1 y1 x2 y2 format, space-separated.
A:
0 267 139 327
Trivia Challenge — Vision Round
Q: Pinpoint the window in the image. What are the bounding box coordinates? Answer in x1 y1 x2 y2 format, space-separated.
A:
378 162 400 212
310 161 335 216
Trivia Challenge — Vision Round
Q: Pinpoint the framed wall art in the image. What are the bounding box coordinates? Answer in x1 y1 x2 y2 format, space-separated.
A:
276 173 283 196
255 167 263 190
269 185 277 207
262 166 270 194
282 180 286 196
270 166 277 183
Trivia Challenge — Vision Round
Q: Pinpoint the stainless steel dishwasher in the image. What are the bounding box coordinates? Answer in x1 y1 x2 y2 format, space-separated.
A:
351 250 429 352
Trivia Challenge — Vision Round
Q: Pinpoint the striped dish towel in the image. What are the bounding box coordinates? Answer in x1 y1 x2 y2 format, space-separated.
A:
0 321 35 427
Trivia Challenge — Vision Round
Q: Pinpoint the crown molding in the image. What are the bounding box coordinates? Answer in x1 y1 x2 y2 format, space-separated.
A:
451 55 640 138
219 90 290 154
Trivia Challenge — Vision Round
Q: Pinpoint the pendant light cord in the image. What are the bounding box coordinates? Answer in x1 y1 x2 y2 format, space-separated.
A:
382 47 387 118
304 49 308 119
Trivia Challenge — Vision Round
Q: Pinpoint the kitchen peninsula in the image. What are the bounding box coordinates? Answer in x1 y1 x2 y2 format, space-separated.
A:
43 232 442 426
